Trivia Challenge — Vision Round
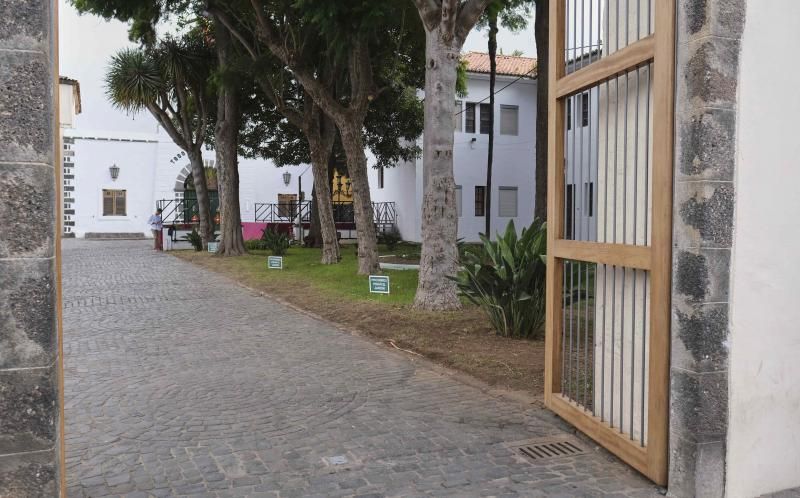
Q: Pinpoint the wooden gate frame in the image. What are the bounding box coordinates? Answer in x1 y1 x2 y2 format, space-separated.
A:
543 0 675 485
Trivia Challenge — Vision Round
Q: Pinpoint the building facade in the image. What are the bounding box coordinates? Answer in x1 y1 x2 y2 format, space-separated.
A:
369 53 539 242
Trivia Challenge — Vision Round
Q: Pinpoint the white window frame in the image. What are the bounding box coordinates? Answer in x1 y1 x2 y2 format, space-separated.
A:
499 105 519 136
498 186 518 217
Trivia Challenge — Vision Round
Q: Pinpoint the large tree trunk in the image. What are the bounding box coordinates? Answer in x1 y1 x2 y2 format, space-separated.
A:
486 12 498 237
308 136 341 264
309 186 322 248
215 23 246 256
338 124 378 274
187 148 214 247
414 27 462 310
534 0 549 221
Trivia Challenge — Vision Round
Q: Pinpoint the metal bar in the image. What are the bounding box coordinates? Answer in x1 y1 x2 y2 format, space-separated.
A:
569 260 575 399
584 261 591 408
641 271 648 445
577 259 582 402
620 266 626 434
610 265 616 426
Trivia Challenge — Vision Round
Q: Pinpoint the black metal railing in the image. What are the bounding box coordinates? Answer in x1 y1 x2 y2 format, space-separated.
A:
253 201 396 227
157 198 198 225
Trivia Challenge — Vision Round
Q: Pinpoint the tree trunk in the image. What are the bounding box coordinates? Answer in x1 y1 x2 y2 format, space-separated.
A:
414 27 462 311
309 186 322 248
308 138 341 264
486 12 498 237
214 23 246 256
534 0 549 221
338 124 378 274
187 148 214 247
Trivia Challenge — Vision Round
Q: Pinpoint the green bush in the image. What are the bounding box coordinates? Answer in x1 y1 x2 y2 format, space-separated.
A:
378 226 402 251
182 228 203 251
452 219 547 339
244 239 268 251
261 226 290 256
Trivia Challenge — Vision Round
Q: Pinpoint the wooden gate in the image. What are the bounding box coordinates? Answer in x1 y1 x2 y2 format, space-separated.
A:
544 0 675 485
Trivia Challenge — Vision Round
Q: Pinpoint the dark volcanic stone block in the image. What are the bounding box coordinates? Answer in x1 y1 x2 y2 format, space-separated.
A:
0 163 55 258
0 450 57 498
670 369 728 444
0 0 49 51
0 367 57 455
0 259 56 369
0 51 53 164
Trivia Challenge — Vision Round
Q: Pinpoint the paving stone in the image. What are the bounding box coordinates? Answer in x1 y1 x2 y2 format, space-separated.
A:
63 240 659 496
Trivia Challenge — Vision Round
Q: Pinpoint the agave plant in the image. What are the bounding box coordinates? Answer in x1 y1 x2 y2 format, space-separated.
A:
452 219 547 339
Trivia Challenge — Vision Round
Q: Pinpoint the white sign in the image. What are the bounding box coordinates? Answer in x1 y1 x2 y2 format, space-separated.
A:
369 275 390 294
207 241 219 253
267 256 283 269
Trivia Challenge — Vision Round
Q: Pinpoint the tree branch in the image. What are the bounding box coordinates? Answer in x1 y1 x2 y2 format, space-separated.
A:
441 0 459 38
412 0 441 31
147 102 188 150
208 7 258 60
456 0 493 43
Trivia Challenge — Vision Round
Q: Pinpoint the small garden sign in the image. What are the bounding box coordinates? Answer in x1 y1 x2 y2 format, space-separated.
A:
369 275 390 294
207 241 219 253
267 256 283 269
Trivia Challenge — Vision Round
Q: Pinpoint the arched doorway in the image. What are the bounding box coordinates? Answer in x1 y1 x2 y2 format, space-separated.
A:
179 166 219 225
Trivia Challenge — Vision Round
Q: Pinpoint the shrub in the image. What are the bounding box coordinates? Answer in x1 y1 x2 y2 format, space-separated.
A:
452 219 547 339
244 239 268 251
378 226 402 251
261 226 290 256
182 228 203 251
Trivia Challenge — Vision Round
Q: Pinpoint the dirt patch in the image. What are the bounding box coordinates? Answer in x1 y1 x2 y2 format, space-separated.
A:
174 252 545 397
378 255 421 265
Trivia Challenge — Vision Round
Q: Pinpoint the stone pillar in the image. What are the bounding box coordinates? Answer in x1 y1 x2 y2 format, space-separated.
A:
0 0 64 496
669 1 745 496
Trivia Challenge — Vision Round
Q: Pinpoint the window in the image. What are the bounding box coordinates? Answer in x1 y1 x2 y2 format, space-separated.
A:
465 102 476 133
479 103 492 134
102 189 126 216
500 105 519 136
474 186 486 216
498 187 518 217
567 98 572 130
378 166 384 189
454 100 462 132
584 181 594 217
455 185 463 217
581 92 589 127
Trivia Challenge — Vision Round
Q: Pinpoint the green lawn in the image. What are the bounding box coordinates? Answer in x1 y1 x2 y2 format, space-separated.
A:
208 246 420 305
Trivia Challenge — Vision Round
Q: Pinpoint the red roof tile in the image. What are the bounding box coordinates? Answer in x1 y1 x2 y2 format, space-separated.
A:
462 52 537 78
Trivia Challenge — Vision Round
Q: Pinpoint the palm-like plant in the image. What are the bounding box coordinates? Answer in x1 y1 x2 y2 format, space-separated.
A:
453 219 547 339
105 37 215 247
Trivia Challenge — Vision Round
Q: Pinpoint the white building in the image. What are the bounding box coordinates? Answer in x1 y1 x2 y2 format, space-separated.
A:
62 125 306 242
369 52 539 242
59 77 81 237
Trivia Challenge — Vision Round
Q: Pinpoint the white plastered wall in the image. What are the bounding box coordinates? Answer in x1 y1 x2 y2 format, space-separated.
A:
727 1 800 496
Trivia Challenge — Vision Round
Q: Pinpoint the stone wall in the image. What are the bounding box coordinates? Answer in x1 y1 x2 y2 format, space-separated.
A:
669 0 745 497
0 0 63 496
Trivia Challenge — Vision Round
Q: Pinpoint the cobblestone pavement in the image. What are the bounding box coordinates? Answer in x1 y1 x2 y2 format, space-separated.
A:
63 240 659 497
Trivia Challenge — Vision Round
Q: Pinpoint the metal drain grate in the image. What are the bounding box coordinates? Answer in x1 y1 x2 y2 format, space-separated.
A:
511 436 586 462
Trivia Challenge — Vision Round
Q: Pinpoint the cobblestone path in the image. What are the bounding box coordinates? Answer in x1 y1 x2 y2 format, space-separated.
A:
63 240 658 497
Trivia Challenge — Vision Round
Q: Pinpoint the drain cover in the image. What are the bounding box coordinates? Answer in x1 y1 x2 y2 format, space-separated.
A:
510 436 586 462
325 455 349 466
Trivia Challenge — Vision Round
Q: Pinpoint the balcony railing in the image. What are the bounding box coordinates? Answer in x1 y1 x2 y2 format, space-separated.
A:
254 201 396 228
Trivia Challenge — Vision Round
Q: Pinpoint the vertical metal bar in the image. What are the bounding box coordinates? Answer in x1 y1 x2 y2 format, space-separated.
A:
581 0 586 69
641 271 648 445
610 264 616 427
620 266 626 434
625 0 630 47
584 262 591 409
562 259 568 393
645 63 652 244
613 77 619 244
569 260 575 399
630 269 636 437
623 73 629 245
573 261 584 403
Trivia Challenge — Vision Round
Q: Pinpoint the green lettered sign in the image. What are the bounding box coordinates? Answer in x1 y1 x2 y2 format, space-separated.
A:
267 256 283 269
207 241 219 253
369 275 390 294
